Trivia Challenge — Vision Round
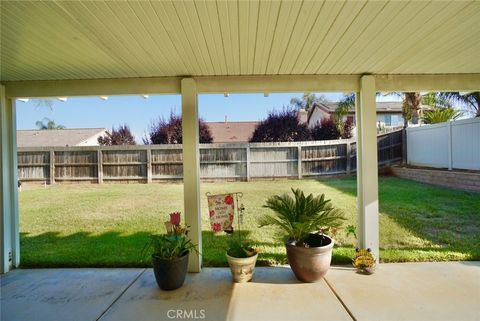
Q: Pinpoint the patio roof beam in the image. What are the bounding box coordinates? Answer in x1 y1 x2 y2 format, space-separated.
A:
194 75 361 93
2 77 182 99
375 74 480 92
4 74 479 99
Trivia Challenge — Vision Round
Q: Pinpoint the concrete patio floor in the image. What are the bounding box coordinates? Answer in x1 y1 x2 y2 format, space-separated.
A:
1 262 479 321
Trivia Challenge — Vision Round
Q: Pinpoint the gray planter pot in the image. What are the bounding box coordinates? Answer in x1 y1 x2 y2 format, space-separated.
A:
286 234 334 282
152 251 189 290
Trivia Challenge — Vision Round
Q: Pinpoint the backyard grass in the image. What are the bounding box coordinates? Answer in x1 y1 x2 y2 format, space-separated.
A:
19 176 480 268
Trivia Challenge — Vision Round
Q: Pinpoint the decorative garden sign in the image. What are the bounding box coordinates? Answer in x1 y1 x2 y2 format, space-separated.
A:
207 193 235 233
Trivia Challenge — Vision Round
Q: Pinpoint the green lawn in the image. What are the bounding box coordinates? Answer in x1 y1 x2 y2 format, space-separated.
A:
19 176 480 267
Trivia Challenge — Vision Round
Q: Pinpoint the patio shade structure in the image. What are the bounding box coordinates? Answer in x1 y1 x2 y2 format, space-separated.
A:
1 0 480 273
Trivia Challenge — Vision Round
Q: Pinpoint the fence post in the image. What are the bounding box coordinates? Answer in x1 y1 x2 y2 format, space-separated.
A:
246 145 251 181
447 121 453 170
97 149 103 184
146 147 152 183
297 145 302 179
49 150 55 185
346 142 351 175
403 129 407 166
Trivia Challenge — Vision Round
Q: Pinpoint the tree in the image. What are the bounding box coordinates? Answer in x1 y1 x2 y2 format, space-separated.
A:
290 93 330 112
145 113 213 144
35 118 65 130
341 119 353 139
249 109 312 142
438 92 480 117
402 92 423 127
422 108 461 124
422 92 452 109
98 124 136 145
311 117 340 141
334 93 355 134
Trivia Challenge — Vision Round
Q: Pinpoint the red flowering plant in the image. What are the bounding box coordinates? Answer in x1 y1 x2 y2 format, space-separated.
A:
144 212 197 260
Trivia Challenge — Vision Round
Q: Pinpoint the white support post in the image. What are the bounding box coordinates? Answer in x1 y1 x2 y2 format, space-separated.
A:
447 121 453 170
49 150 55 185
1 85 20 273
146 147 152 183
97 149 103 184
346 142 351 176
245 146 251 182
356 75 380 262
297 146 302 179
181 78 202 272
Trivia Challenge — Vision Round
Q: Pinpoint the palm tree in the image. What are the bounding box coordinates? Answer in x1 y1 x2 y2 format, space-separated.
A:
403 92 423 127
438 92 480 117
35 118 65 130
290 93 329 112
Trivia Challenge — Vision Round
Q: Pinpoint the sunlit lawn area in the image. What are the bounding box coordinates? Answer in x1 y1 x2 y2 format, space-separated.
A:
19 176 480 267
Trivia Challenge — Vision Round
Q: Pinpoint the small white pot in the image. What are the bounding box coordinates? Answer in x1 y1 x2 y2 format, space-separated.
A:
226 252 258 283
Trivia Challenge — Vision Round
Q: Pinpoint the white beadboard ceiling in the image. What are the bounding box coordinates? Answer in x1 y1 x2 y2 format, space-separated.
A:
1 0 480 82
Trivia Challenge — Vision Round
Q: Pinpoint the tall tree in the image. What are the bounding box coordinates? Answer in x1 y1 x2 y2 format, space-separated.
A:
403 92 423 126
290 93 329 112
250 109 312 142
35 118 65 130
145 113 213 144
98 124 136 145
438 92 480 117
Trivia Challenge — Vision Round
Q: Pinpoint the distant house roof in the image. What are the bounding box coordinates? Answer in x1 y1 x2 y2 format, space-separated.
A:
17 128 108 147
307 101 432 123
205 122 259 143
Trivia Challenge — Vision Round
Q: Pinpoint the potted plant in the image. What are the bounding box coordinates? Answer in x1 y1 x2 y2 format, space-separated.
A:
145 212 197 290
259 188 345 282
226 233 258 283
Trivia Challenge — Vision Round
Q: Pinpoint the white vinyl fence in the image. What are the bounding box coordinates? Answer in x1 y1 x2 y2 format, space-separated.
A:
406 118 480 170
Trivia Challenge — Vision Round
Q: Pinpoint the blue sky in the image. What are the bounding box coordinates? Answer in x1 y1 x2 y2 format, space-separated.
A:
16 92 398 142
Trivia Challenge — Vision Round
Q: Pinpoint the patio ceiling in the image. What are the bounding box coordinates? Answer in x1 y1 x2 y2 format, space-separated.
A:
2 0 480 82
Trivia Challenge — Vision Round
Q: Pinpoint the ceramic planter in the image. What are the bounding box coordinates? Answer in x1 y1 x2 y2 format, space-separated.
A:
286 234 334 282
152 251 189 290
226 252 258 283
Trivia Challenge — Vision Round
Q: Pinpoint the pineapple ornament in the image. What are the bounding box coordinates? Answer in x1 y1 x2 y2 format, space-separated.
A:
353 248 376 274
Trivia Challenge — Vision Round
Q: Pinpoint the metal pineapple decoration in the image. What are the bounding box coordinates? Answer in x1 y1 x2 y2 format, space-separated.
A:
346 225 376 274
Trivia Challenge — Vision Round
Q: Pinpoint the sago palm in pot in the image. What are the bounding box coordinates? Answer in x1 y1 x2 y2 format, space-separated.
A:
259 188 345 282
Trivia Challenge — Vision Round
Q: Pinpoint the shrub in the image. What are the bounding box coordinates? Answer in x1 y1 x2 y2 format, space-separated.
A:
145 113 213 144
422 108 461 124
341 119 353 139
311 117 340 141
249 109 312 142
98 124 136 145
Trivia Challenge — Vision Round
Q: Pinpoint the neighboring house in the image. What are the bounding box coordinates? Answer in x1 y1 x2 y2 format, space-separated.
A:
17 128 109 147
307 101 431 129
205 121 259 143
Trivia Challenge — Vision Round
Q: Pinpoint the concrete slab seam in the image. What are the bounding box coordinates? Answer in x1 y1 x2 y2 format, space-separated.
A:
96 269 147 321
323 277 357 321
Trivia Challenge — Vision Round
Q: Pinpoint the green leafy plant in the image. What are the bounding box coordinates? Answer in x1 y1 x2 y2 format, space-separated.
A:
144 212 197 259
259 188 345 246
227 236 257 258
422 108 461 124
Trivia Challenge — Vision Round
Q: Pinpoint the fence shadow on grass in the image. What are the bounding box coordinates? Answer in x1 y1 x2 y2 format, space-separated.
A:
317 176 480 261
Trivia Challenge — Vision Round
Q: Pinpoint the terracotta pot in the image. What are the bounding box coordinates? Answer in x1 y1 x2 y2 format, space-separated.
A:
286 234 334 282
152 251 189 290
226 252 258 283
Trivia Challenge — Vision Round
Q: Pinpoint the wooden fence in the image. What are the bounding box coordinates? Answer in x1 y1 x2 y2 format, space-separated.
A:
17 130 403 184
